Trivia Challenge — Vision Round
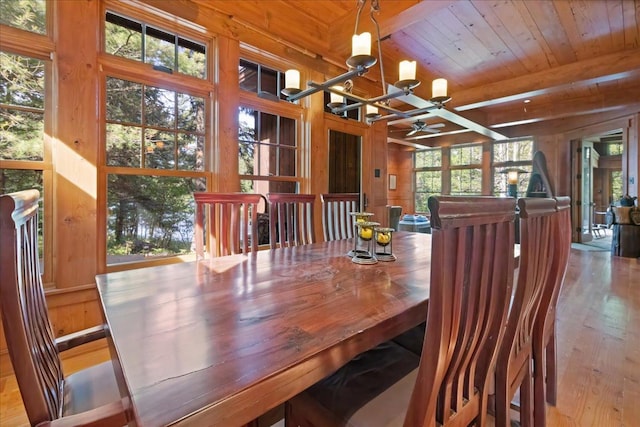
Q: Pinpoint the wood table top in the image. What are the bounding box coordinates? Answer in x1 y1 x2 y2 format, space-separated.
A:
96 232 432 426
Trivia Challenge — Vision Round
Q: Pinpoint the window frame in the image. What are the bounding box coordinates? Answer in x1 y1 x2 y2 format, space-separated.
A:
491 138 534 197
238 52 306 195
449 142 483 196
99 5 215 272
414 147 442 213
0 15 55 285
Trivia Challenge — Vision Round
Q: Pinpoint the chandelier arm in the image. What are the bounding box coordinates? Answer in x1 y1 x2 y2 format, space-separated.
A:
286 68 363 101
327 91 417 118
367 105 439 123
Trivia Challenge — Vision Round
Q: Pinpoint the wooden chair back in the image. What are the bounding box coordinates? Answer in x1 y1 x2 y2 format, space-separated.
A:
0 189 63 424
405 196 517 426
536 196 571 345
1 190 132 425
266 193 316 249
320 193 359 241
193 192 262 258
494 197 557 427
533 196 572 425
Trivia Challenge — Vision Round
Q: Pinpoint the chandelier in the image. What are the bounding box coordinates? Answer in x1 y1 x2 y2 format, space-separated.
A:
281 0 451 120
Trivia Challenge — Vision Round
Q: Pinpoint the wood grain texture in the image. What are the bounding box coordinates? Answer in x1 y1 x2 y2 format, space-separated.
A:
96 233 433 426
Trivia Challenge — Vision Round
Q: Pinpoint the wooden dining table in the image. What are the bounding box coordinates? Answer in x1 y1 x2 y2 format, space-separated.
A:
96 232 433 427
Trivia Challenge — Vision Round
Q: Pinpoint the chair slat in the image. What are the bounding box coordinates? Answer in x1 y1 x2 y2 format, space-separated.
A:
321 193 359 241
267 193 316 249
193 192 262 258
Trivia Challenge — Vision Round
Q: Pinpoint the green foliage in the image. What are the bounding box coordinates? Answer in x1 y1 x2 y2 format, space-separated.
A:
0 52 45 160
0 0 46 34
106 175 197 260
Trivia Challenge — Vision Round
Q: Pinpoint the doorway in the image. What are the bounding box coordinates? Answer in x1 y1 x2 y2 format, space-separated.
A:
571 130 624 243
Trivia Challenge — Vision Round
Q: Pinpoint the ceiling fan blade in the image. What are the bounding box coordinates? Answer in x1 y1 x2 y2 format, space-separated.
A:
387 112 436 126
427 123 445 129
406 129 419 136
420 127 441 134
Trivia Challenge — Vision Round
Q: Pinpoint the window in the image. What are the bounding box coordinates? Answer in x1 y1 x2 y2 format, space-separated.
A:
450 144 482 195
105 11 207 79
414 148 442 212
323 91 361 121
103 11 211 267
239 58 286 100
492 138 533 196
238 107 298 195
105 78 205 171
0 0 46 34
0 50 51 281
610 171 623 203
608 143 623 156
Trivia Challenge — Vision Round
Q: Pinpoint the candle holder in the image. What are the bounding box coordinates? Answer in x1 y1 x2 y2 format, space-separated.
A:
374 227 396 261
352 221 379 265
348 212 374 257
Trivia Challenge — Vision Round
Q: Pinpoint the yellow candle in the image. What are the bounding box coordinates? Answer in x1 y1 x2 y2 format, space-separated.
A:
377 233 390 245
359 227 373 240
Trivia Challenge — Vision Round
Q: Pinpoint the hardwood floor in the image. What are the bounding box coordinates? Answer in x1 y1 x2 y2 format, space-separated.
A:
1 249 638 426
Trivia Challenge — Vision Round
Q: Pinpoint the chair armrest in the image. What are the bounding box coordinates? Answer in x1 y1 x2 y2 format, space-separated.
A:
55 325 107 352
35 399 130 427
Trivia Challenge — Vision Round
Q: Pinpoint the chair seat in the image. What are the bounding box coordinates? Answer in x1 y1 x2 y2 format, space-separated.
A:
63 361 121 417
288 341 420 426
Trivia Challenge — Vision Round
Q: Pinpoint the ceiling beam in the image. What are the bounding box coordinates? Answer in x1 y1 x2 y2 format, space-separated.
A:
450 48 640 111
492 106 640 138
487 85 640 127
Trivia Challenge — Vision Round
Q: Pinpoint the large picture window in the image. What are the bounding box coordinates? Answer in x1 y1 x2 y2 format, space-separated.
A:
103 11 211 267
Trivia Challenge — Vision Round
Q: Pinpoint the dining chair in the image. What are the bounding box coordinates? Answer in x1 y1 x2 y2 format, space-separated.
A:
193 192 262 258
320 193 359 241
285 195 517 427
493 197 557 427
0 189 129 426
266 193 316 249
532 196 572 427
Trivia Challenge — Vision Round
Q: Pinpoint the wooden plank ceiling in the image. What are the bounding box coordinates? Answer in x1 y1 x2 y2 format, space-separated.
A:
186 0 640 144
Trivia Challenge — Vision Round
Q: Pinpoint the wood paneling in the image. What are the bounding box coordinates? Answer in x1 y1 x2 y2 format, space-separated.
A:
387 144 414 214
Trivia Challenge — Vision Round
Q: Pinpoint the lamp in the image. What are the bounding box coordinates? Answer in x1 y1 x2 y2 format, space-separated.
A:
281 0 451 120
502 167 526 198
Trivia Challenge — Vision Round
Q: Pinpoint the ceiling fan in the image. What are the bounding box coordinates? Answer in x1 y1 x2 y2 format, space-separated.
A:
390 120 444 137
381 85 508 141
